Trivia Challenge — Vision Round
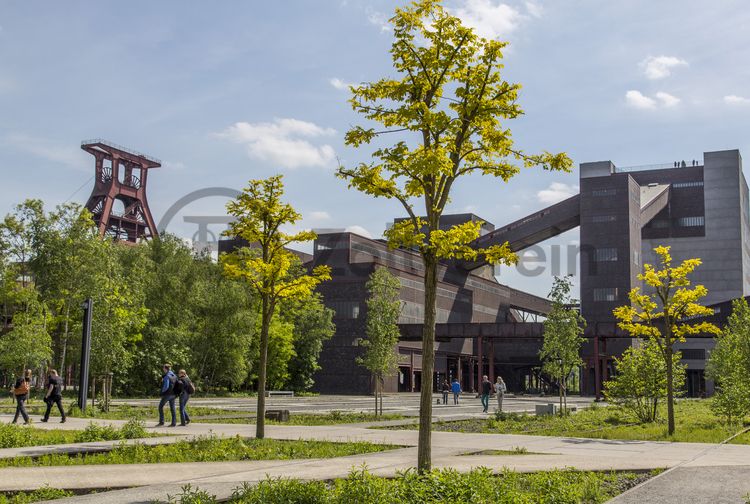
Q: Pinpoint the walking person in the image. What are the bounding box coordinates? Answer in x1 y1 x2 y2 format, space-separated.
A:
441 379 450 405
11 369 32 424
480 375 492 413
157 363 177 427
41 369 66 423
451 377 462 405
495 376 507 412
177 369 194 426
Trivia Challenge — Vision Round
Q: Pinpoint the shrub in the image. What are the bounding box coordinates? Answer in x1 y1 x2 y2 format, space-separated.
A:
73 422 121 443
0 424 33 449
120 418 147 439
0 486 73 504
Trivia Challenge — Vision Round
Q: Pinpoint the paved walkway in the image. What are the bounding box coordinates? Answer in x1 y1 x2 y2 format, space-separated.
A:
2 414 750 503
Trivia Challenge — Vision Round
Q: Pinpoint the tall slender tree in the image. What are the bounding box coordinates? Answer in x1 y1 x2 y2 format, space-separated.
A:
614 246 719 435
358 267 402 416
222 175 330 438
540 275 585 414
337 0 571 470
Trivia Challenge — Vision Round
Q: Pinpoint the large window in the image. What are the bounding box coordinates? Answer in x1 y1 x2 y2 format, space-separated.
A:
593 287 618 302
672 181 704 188
329 301 360 319
595 247 618 262
676 216 705 227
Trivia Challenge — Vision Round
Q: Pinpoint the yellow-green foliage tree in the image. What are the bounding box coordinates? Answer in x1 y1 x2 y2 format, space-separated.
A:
613 246 719 435
221 175 330 438
337 0 572 470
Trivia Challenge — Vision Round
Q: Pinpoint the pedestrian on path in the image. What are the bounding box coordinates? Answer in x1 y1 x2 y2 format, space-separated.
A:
177 369 194 426
494 376 506 412
41 369 66 423
441 379 450 405
157 363 177 427
11 369 32 424
451 377 461 405
480 375 492 413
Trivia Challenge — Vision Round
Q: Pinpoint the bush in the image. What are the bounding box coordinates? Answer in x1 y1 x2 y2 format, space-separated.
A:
604 340 685 423
0 424 33 449
120 418 147 439
73 422 121 443
0 486 73 504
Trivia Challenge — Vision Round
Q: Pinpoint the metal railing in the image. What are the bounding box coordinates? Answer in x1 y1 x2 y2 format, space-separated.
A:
615 159 702 173
81 139 161 165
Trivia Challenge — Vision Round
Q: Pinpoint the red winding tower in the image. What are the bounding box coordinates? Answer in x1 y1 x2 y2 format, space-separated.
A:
81 139 160 242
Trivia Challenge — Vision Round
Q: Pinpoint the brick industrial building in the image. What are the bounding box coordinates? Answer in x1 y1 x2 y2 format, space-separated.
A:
223 149 748 397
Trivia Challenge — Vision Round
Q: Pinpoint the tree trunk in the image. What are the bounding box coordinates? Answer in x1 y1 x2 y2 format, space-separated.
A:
559 374 563 415
379 377 384 416
666 345 675 435
374 374 379 416
59 305 71 384
418 255 438 473
256 296 271 439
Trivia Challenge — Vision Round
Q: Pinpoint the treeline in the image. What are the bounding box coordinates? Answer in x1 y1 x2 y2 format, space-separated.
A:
0 200 334 395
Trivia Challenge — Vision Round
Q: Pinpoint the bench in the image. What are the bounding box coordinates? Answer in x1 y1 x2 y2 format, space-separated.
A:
265 409 290 422
265 390 294 398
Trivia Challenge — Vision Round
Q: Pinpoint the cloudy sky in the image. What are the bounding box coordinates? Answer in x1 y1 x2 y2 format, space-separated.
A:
1 1 748 296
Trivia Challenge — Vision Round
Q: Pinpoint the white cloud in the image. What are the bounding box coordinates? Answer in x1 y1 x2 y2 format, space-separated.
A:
345 225 373 238
724 95 750 106
308 211 331 221
329 77 353 90
162 160 186 171
217 118 337 169
365 7 390 32
524 1 543 18
537 182 578 204
640 55 688 80
625 90 656 109
625 90 681 110
655 91 680 107
463 204 480 213
453 0 523 39
4 134 87 171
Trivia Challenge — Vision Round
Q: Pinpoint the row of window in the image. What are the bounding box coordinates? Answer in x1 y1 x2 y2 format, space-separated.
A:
591 188 616 197
593 287 618 302
649 216 705 228
592 214 617 223
594 247 618 262
672 181 704 188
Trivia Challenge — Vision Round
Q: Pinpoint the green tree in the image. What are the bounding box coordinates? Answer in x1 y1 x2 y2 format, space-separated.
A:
358 267 402 416
0 284 52 376
540 276 585 414
222 175 331 438
614 246 719 435
604 339 685 423
707 298 750 424
337 0 571 470
282 293 335 392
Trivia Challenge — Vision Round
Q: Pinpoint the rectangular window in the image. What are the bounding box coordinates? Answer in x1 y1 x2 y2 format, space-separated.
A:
651 219 670 228
593 287 618 302
592 215 616 223
672 181 704 188
680 349 706 360
592 188 616 197
329 301 360 319
595 247 618 262
676 216 705 227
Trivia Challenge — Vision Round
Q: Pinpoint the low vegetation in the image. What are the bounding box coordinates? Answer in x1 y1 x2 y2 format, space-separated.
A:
161 467 654 504
0 436 396 468
0 487 74 504
0 419 148 449
388 401 749 444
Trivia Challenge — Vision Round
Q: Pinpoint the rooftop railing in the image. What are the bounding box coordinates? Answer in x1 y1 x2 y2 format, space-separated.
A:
615 159 702 173
81 139 161 165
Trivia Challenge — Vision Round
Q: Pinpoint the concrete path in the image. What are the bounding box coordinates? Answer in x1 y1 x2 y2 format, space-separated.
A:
1 414 748 503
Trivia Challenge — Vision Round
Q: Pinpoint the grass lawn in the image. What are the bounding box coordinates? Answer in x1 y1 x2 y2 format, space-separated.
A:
0 436 398 468
167 467 657 504
193 411 407 425
0 419 152 449
387 399 750 444
0 487 74 504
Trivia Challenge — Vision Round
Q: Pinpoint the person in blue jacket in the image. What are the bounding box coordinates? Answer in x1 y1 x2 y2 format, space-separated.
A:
451 378 462 405
157 363 177 427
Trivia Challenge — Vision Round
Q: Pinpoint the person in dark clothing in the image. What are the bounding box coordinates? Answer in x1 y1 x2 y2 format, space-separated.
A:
12 369 32 424
177 369 193 426
157 363 177 427
41 369 66 423
441 380 451 405
480 375 492 413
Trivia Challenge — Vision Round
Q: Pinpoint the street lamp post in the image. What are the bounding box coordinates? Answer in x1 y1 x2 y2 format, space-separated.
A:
77 299 93 411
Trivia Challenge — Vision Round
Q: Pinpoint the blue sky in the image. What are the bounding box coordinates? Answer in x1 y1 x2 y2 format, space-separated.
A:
1 0 748 296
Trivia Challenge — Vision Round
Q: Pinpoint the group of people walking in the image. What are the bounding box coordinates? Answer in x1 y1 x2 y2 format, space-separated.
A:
9 368 67 424
441 375 507 413
157 364 194 427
